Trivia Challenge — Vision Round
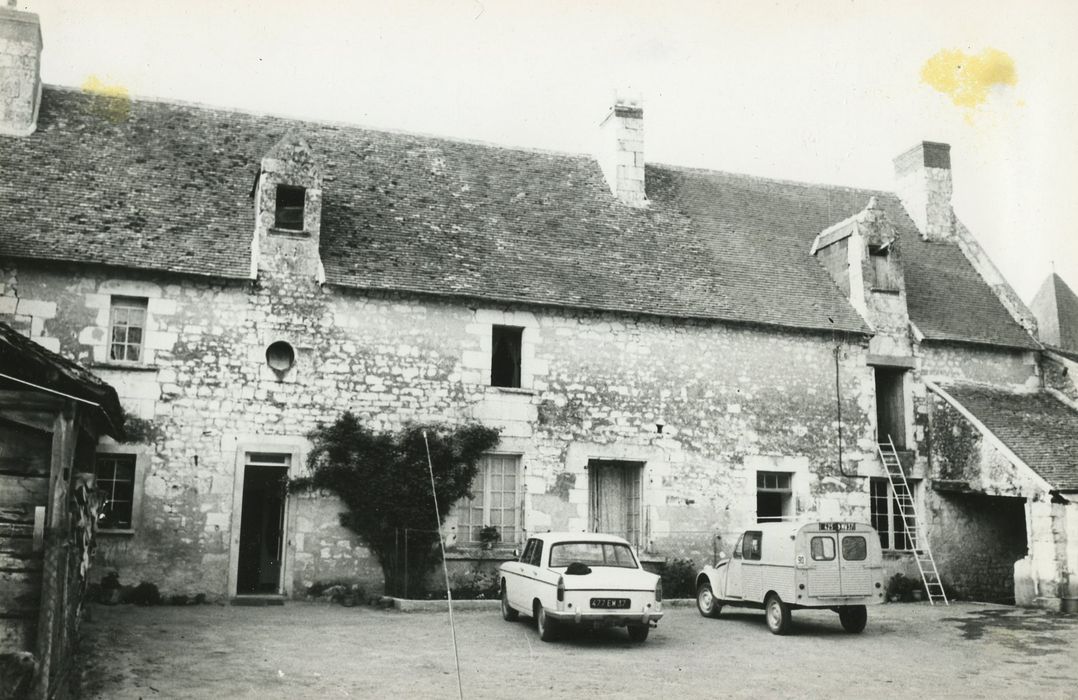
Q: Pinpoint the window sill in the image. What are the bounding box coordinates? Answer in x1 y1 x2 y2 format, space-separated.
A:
882 549 913 560
490 386 536 396
98 528 136 536
92 362 159 372
269 227 310 238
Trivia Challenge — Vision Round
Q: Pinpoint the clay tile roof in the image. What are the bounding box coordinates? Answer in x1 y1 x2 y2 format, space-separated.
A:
940 382 1078 491
0 86 1037 347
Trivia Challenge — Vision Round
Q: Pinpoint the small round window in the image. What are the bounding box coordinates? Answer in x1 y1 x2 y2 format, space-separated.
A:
266 341 296 372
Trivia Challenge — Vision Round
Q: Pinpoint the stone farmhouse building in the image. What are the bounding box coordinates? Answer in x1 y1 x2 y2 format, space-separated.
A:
2 6 1076 609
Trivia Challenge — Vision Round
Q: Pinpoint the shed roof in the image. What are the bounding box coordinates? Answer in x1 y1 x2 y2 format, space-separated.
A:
938 382 1078 491
0 322 124 438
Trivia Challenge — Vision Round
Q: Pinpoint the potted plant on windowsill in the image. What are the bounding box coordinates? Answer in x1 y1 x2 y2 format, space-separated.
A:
478 525 501 551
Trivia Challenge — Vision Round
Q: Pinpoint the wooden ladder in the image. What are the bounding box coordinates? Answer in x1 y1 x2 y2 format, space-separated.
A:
878 437 949 606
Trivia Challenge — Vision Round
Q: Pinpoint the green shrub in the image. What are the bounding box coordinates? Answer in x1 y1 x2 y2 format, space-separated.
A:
659 558 697 599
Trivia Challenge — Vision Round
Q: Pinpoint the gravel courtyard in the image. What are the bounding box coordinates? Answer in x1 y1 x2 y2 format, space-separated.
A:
77 601 1078 699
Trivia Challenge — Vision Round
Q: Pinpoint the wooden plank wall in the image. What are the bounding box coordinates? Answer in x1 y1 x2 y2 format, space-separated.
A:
0 418 51 654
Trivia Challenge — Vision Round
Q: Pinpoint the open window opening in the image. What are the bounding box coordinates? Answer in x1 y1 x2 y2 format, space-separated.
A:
490 325 523 388
274 185 306 231
756 471 793 523
875 367 907 449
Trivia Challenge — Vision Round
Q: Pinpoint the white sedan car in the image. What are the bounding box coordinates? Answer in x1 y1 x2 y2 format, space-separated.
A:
498 532 663 642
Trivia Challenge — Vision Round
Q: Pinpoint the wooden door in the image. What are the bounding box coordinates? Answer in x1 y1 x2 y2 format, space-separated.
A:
588 461 642 545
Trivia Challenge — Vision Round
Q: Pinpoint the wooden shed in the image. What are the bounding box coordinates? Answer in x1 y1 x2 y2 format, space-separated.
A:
0 322 123 699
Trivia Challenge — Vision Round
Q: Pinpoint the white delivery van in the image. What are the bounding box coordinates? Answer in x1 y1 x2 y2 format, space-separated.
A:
695 521 885 635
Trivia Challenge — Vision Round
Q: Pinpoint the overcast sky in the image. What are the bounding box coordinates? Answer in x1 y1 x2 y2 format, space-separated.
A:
21 0 1078 305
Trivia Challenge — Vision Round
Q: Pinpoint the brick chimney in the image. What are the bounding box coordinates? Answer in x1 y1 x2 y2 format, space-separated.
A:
598 95 646 207
893 141 953 242
0 4 42 137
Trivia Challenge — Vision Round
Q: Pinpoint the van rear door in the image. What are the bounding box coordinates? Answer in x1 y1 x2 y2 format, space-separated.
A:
838 533 872 595
805 534 841 596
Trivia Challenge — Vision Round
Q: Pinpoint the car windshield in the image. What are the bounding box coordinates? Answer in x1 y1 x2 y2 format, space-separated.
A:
548 542 638 569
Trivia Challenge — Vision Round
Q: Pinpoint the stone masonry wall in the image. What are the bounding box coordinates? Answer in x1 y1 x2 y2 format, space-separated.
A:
3 260 881 599
919 343 1038 388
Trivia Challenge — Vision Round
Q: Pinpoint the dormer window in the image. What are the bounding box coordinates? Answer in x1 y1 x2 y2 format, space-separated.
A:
274 185 306 231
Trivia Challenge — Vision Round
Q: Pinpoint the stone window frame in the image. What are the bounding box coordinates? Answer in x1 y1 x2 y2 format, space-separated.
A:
227 439 303 599
870 477 921 551
108 295 148 364
94 442 150 535
454 453 524 547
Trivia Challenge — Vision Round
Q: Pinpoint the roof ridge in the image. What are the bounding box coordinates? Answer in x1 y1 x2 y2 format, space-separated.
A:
41 83 595 163
650 160 892 197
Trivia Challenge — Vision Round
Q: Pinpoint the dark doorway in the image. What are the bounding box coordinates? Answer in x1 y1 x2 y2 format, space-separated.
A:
588 460 643 546
933 492 1027 604
237 457 289 595
875 367 907 449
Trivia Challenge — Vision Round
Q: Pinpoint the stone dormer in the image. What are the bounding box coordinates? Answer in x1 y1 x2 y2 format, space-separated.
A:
812 196 913 358
597 94 646 207
251 131 324 281
0 4 42 137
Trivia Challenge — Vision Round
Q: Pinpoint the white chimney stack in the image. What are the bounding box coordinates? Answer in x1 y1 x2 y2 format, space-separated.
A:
0 4 42 137
598 93 646 207
893 141 953 242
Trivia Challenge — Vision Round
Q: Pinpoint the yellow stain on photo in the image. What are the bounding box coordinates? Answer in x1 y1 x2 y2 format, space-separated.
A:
80 74 131 123
921 48 1017 120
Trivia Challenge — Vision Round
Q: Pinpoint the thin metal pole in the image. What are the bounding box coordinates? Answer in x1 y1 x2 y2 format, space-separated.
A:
423 431 464 700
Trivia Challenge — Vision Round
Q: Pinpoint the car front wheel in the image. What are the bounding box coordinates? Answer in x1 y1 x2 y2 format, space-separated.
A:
627 624 649 642
535 602 558 642
765 593 791 635
838 605 867 633
500 584 518 622
696 581 722 619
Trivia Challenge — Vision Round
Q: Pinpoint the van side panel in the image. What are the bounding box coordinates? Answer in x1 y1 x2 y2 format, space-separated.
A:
743 564 795 603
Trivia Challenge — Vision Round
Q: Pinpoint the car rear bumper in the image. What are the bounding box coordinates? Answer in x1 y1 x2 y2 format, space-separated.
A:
546 609 664 626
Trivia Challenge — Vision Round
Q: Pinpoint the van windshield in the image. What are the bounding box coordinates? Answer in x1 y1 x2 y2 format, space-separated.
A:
549 542 638 569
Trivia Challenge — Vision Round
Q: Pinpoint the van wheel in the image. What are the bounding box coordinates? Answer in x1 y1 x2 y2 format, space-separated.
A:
500 584 518 621
839 605 867 633
765 594 791 635
696 581 722 618
627 625 649 642
535 602 558 642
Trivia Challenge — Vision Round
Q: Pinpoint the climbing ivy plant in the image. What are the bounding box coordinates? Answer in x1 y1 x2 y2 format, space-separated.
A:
292 412 500 598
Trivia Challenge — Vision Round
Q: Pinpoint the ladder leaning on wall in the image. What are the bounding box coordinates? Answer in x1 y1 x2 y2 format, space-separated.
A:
878 437 949 606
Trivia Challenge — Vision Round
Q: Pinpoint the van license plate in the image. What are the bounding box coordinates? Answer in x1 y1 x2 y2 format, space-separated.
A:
590 598 630 609
819 522 856 531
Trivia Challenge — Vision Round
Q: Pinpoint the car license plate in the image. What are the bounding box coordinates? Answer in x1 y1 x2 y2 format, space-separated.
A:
590 598 630 609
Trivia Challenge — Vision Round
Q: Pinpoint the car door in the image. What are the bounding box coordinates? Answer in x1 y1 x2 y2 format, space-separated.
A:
508 538 539 609
506 537 536 608
723 533 746 599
